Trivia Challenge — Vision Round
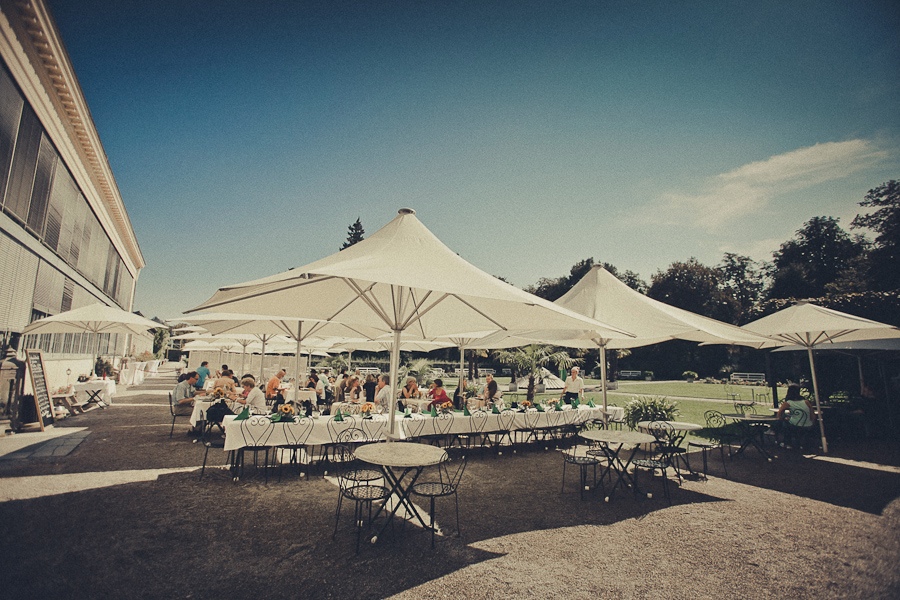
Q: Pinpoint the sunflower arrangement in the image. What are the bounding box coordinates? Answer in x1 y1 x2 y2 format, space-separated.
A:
211 387 226 399
270 402 297 422
440 401 453 414
520 400 532 409
360 402 375 418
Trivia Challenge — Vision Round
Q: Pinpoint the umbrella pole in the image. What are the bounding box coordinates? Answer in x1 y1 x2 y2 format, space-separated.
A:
387 329 401 438
806 346 828 453
459 345 466 407
600 345 608 417
240 344 246 375
259 335 267 384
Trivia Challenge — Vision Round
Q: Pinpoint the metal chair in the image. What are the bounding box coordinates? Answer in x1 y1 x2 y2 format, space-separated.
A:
632 421 682 504
607 404 625 430
410 447 468 548
561 446 601 500
168 392 193 437
331 440 391 554
685 410 729 479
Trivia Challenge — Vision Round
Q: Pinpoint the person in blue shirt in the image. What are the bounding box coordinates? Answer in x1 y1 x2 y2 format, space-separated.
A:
195 361 211 390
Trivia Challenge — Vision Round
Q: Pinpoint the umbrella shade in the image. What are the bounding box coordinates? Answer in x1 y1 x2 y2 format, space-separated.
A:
743 301 900 453
189 209 632 435
22 303 161 337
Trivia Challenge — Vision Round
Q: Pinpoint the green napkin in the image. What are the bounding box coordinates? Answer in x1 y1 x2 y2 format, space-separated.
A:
463 405 471 416
403 412 412 419
555 402 563 411
588 400 596 408
536 403 545 412
430 405 438 418
234 407 250 421
571 399 580 409
333 411 344 422
270 413 282 423
492 404 500 414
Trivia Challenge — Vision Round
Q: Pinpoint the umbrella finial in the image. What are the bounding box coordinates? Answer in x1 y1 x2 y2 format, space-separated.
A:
398 208 416 215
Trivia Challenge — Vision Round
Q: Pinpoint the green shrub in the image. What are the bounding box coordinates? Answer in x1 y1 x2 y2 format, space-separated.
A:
623 395 679 429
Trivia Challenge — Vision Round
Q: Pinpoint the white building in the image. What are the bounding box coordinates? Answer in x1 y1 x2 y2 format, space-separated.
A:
0 0 145 378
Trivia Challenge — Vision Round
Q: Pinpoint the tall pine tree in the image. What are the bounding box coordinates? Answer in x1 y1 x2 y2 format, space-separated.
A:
341 218 365 250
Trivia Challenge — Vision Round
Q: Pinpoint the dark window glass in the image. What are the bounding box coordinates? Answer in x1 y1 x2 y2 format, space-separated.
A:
4 104 41 222
26 135 56 235
0 65 23 206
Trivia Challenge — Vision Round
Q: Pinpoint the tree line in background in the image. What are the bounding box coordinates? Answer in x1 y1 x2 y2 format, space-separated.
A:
338 181 899 385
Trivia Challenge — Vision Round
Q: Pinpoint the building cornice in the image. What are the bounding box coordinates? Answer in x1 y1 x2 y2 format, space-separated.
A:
0 0 144 276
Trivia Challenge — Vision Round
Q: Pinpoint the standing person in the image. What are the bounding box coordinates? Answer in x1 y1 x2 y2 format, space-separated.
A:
560 367 584 404
335 374 349 403
363 373 377 403
195 361 211 390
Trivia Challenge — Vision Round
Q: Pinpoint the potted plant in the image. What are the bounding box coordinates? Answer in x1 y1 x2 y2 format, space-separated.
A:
682 370 698 383
644 371 654 381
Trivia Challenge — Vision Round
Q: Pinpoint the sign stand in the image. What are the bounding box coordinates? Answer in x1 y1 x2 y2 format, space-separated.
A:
26 350 54 431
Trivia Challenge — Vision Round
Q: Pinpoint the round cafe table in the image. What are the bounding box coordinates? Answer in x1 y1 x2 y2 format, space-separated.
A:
722 413 778 460
579 429 656 501
353 443 447 544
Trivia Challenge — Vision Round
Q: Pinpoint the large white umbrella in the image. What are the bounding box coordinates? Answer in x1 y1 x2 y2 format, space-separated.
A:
22 303 161 373
742 301 900 453
471 266 773 411
189 208 632 435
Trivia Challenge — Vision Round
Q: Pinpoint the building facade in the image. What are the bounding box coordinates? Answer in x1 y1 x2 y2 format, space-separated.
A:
0 0 144 369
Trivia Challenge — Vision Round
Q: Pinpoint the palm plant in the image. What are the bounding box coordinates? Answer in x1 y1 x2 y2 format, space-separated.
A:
494 345 581 401
403 357 433 384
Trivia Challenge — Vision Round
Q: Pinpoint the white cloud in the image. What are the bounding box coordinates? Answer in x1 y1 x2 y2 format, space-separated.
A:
637 139 889 231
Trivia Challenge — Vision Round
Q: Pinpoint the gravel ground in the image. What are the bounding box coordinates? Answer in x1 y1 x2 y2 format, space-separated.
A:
1 375 898 599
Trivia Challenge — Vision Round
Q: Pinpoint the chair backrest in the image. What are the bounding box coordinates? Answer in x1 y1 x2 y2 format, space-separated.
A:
168 392 175 417
704 410 726 428
336 427 368 444
440 448 467 490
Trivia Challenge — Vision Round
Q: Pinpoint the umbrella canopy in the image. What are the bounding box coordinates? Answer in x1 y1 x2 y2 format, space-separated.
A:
189 208 632 435
743 301 900 453
23 303 161 337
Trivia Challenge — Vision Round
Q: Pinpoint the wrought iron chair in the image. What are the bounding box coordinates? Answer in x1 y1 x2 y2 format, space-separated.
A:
561 445 601 500
410 447 468 548
331 440 391 554
606 403 625 430
632 421 683 504
685 410 729 479
168 392 193 438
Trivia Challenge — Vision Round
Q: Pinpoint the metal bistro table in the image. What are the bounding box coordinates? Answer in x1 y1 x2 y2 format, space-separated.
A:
580 429 656 501
353 442 448 544
722 413 778 460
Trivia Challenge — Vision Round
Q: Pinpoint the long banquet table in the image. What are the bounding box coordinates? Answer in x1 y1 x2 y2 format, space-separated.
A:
221 405 615 453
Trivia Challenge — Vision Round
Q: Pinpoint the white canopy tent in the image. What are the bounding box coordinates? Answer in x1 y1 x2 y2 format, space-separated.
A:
742 301 900 453
469 266 773 411
189 208 632 435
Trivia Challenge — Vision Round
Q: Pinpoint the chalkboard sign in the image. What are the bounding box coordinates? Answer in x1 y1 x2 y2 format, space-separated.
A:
26 350 53 430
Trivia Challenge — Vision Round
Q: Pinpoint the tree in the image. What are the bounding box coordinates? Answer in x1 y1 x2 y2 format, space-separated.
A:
852 180 900 290
718 253 764 323
768 216 867 299
649 258 737 322
152 328 169 359
340 218 365 250
494 345 580 401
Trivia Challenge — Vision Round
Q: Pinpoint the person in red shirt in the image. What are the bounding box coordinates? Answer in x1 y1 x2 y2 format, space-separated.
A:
427 378 450 410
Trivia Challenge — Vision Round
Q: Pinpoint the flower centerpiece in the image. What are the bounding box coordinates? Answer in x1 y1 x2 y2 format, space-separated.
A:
520 400 532 411
440 401 453 414
271 402 296 423
210 387 226 400
360 402 375 419
548 398 562 411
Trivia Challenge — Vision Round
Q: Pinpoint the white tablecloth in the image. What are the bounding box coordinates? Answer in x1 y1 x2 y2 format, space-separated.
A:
222 406 610 452
73 380 117 405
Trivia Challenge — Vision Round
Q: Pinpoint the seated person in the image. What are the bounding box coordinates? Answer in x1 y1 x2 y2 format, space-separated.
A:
426 378 450 410
345 376 362 403
212 369 238 395
400 377 422 409
172 371 203 406
266 369 286 403
776 383 817 448
373 374 392 410
481 375 501 409
235 377 267 414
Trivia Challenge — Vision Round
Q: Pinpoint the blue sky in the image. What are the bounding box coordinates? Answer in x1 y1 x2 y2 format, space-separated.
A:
47 0 900 320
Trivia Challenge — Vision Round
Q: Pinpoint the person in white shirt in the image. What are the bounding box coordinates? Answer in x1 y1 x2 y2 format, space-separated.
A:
373 374 393 411
561 367 584 404
236 377 267 414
